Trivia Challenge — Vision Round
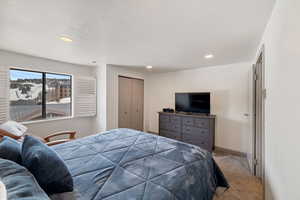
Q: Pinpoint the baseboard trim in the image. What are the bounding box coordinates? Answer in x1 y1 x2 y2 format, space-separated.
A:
214 146 247 158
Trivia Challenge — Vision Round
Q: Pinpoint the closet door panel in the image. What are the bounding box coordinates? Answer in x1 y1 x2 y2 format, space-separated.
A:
118 77 132 128
130 79 144 131
130 80 138 130
136 79 144 131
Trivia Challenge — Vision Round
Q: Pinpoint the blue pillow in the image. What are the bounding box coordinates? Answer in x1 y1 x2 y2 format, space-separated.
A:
22 135 73 194
0 136 22 164
0 158 50 200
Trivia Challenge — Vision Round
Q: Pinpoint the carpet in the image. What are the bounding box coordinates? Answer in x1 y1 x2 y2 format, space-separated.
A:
213 153 263 200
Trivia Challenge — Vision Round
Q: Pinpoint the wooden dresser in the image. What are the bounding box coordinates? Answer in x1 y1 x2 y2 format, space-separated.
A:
158 112 216 152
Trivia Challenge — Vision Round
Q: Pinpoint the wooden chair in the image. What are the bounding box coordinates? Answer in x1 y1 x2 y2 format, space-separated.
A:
43 131 76 146
0 129 77 146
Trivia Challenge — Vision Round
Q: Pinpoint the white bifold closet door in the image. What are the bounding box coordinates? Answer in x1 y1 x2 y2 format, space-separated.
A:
118 76 144 131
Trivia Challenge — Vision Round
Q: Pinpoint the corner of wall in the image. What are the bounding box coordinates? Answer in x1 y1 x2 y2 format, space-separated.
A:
93 63 108 133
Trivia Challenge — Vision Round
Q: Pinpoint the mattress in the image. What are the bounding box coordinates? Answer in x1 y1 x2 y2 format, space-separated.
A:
51 128 228 200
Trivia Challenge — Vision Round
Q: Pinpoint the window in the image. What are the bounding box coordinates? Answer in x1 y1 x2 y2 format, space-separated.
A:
9 69 72 122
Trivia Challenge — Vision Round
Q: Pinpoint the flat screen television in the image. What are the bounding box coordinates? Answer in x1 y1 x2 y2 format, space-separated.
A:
175 93 210 114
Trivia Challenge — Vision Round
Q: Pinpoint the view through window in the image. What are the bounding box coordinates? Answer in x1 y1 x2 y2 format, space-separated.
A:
10 69 72 122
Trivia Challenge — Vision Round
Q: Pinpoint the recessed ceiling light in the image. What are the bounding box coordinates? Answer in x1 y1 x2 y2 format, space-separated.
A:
59 36 73 42
146 65 153 69
204 54 214 59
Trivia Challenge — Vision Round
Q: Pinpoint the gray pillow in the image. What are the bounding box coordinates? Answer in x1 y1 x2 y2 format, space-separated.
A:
0 136 22 164
0 158 50 200
22 135 73 194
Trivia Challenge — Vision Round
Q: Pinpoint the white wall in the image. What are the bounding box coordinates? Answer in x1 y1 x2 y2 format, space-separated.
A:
256 0 300 199
0 50 96 138
106 65 147 130
145 62 251 153
93 62 108 133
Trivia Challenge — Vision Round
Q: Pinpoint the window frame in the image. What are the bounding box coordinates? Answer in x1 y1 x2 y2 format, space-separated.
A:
9 68 73 123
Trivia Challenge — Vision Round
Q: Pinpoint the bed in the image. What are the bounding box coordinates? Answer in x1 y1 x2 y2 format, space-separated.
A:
50 128 228 200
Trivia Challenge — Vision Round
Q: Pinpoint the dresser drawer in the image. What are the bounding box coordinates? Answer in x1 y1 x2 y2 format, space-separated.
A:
182 128 209 140
183 136 209 147
183 138 211 151
182 117 194 126
160 122 171 130
198 128 209 137
195 119 209 128
182 125 209 135
159 114 170 123
160 130 181 141
182 125 193 134
170 116 181 124
169 123 181 133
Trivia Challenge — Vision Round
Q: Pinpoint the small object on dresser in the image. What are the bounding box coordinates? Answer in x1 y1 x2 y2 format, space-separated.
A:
162 108 174 113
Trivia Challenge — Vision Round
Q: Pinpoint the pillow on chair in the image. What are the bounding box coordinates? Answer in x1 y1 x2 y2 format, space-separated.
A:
22 135 73 194
0 136 22 164
0 121 28 139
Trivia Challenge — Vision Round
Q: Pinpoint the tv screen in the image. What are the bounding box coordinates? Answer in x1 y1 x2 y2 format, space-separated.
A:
175 93 210 114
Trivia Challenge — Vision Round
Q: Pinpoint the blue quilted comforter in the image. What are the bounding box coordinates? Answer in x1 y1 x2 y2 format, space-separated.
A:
51 129 228 200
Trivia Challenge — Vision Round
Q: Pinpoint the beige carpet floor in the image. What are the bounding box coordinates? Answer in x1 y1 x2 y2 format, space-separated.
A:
213 153 263 200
